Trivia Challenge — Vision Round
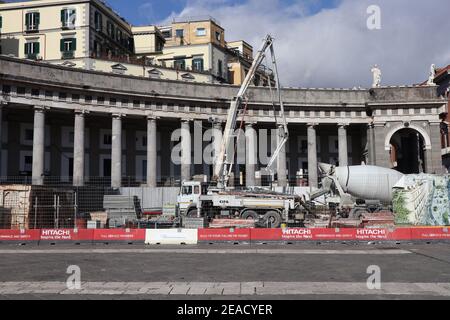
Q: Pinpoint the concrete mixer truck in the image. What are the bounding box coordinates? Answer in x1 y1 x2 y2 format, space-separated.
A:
309 163 404 218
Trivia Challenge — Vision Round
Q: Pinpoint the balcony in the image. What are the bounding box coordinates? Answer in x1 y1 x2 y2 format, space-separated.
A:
26 53 38 60
62 51 74 59
25 24 39 33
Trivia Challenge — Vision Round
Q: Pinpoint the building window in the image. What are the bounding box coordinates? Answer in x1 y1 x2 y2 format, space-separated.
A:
161 30 172 39
24 155 33 172
61 8 76 29
174 59 186 70
72 94 80 101
175 29 184 38
60 38 77 59
103 134 112 146
192 58 204 72
107 21 115 38
24 42 40 59
218 60 223 77
196 28 206 36
0 16 3 31
25 129 34 141
215 31 221 41
94 11 102 31
25 12 40 32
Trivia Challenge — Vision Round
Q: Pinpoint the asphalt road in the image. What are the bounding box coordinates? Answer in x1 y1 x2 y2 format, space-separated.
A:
0 243 449 300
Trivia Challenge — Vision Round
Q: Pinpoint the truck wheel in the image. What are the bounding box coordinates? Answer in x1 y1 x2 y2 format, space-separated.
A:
186 209 199 218
349 209 368 219
264 211 282 228
241 210 258 220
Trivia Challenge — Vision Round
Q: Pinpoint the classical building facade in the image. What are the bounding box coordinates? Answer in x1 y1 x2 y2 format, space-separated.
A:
0 56 447 189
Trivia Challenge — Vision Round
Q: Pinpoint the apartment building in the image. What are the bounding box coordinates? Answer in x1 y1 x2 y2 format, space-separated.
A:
0 1 271 85
0 0 133 64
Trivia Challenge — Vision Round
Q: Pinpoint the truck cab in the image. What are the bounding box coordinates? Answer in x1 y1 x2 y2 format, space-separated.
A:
177 181 208 217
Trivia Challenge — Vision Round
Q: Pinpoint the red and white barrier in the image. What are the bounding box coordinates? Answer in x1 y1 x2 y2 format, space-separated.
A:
0 229 40 243
40 229 94 244
0 227 449 245
198 228 251 243
93 229 145 243
145 229 198 245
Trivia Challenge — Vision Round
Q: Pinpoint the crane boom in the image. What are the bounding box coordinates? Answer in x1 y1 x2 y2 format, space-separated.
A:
212 35 288 188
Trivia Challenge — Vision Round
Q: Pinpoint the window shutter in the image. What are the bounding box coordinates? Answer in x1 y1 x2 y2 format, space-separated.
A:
0 16 3 29
24 43 28 55
35 42 40 54
35 12 40 25
61 9 66 23
71 38 77 51
60 39 65 52
25 13 30 26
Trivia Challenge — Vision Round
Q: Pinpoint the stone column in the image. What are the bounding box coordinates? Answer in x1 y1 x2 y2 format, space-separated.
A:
338 124 349 167
245 123 257 187
147 116 158 187
73 110 87 187
0 103 3 177
426 122 445 174
367 123 375 165
212 121 222 164
307 124 318 189
373 123 390 168
277 124 287 187
111 114 122 189
32 106 46 186
181 119 192 182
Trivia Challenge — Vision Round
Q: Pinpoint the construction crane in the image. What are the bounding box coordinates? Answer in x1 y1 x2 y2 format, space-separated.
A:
176 35 308 228
213 34 289 189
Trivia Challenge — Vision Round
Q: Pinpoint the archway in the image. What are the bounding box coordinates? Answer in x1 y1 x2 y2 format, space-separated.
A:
390 128 426 174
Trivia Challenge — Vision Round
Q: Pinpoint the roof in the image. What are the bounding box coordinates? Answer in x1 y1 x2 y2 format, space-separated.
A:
419 64 450 86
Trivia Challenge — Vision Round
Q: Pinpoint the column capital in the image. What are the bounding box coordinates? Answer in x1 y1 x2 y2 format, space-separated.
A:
245 121 257 128
338 123 350 128
75 109 90 115
373 122 386 128
34 105 50 112
181 118 193 123
307 122 319 128
112 113 125 119
147 115 160 121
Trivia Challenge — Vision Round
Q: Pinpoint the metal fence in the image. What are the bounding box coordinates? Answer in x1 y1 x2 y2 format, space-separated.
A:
0 175 315 230
0 177 182 230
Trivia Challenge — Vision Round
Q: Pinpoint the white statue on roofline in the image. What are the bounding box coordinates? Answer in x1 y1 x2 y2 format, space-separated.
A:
427 64 436 86
371 65 381 88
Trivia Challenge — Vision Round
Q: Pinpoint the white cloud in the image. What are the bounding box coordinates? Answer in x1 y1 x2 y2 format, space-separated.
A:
157 0 450 88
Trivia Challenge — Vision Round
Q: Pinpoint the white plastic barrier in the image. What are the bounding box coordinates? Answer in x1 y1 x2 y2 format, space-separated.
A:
145 229 198 245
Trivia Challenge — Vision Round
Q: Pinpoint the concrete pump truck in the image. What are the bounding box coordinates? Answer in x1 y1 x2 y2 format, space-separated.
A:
176 35 309 228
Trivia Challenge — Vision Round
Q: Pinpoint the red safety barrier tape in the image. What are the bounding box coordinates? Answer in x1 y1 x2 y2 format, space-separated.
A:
251 228 417 242
0 229 41 242
410 227 450 240
40 229 94 242
93 229 146 242
198 228 251 242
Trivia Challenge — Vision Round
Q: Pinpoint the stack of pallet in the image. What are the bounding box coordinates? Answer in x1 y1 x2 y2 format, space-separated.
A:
361 211 395 228
209 219 255 229
103 195 138 228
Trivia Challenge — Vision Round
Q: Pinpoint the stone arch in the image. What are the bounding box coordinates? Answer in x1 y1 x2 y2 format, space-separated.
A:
384 123 432 151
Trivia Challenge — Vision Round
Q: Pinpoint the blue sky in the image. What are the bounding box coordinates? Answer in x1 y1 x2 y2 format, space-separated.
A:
105 0 341 26
5 0 450 87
